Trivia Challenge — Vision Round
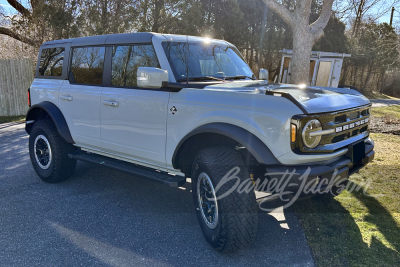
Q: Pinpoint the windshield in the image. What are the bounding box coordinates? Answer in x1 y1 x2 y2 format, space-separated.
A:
162 42 255 82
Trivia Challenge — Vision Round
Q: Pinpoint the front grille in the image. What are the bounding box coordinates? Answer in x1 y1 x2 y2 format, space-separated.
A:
320 107 370 146
293 105 371 153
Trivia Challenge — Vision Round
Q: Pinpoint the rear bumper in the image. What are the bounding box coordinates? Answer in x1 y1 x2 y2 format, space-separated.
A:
263 139 374 196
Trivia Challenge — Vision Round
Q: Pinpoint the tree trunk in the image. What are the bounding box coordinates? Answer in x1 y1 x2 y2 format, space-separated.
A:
249 47 254 69
379 70 386 94
152 0 165 33
262 0 334 85
291 25 313 84
360 65 365 91
353 64 358 87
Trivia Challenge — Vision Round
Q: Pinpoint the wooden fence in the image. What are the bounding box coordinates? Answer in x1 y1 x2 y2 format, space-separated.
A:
0 58 34 116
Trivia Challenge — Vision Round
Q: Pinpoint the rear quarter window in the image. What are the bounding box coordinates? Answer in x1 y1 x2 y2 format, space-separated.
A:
38 47 65 76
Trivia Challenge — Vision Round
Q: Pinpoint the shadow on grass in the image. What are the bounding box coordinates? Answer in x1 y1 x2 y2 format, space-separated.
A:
294 181 400 267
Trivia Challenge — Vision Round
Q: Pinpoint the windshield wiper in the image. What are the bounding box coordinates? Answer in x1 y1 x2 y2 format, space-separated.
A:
177 76 224 82
224 75 256 80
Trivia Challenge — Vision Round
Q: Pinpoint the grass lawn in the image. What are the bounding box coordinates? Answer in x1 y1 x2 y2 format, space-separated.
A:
0 115 25 124
364 91 399 100
294 133 400 266
372 105 400 120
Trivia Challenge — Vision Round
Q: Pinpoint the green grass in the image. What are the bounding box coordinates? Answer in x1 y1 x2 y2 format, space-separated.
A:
364 92 399 100
0 115 25 124
372 105 400 120
294 133 400 266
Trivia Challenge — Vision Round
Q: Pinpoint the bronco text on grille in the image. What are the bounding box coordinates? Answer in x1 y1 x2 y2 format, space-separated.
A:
291 105 371 154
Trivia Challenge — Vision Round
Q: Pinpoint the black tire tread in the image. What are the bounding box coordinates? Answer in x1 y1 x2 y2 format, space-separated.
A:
192 147 258 252
29 119 76 183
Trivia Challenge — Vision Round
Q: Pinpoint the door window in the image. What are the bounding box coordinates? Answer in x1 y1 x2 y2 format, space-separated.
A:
111 45 159 87
70 46 106 85
38 47 65 76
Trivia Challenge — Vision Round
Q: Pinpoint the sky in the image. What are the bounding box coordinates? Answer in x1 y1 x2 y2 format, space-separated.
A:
0 0 397 25
0 0 14 14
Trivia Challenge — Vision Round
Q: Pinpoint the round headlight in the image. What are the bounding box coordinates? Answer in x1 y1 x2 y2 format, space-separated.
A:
302 119 322 149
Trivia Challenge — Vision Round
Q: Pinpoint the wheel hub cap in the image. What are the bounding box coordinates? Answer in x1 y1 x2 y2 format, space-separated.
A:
197 172 219 229
34 135 52 170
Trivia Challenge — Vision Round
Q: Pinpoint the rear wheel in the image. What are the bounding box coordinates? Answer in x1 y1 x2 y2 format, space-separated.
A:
191 147 258 252
29 120 76 183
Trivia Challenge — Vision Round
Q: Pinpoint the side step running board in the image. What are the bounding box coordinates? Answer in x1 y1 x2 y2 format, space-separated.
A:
68 151 186 188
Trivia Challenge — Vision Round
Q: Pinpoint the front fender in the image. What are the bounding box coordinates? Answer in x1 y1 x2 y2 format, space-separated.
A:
26 101 74 144
172 123 280 168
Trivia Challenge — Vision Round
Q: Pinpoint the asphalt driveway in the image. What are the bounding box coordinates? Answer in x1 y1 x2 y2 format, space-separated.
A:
0 122 314 267
371 99 400 108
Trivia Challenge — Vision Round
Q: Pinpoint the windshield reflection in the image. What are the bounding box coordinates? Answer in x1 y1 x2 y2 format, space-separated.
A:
162 42 255 82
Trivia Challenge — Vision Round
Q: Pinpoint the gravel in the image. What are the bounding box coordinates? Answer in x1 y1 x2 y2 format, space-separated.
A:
369 116 400 135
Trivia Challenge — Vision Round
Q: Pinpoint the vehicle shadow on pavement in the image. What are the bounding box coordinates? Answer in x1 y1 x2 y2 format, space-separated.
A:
38 162 314 266
294 181 400 266
0 161 314 267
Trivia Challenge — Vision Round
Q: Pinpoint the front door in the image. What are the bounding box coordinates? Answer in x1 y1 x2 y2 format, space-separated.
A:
100 44 169 167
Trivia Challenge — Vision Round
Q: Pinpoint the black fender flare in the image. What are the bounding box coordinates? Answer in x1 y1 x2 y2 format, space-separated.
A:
172 123 279 168
25 101 74 144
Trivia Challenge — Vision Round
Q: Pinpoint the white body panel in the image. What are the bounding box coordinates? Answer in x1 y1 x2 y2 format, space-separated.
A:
165 88 298 168
29 34 369 175
58 81 102 150
100 87 169 167
29 79 62 106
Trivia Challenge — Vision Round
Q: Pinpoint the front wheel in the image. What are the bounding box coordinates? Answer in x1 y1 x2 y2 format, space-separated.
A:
29 120 76 183
191 147 258 252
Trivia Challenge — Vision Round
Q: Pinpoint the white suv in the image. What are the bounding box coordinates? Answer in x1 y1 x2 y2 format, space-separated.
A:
26 32 374 251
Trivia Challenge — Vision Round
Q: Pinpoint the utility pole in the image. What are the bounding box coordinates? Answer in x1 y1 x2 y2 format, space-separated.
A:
390 7 395 26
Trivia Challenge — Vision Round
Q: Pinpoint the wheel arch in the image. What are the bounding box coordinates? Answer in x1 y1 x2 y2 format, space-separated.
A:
172 123 279 174
26 101 74 144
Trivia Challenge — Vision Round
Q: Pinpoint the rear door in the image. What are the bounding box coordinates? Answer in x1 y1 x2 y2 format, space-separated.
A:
100 44 169 167
58 46 106 150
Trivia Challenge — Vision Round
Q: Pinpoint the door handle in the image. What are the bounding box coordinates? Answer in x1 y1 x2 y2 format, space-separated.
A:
61 95 73 101
103 100 119 107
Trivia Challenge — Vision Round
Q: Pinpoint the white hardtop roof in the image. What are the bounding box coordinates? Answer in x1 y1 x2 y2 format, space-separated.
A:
40 32 231 48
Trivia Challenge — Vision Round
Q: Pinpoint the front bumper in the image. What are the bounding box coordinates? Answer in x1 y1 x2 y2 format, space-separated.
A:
263 138 374 196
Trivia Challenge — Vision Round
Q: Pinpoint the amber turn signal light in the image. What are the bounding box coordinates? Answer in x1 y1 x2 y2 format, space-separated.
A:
291 124 297 143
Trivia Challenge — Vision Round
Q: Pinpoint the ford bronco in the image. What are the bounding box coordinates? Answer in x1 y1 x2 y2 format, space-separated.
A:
26 32 374 251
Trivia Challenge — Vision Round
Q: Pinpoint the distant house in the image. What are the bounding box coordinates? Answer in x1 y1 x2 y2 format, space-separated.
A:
278 49 351 88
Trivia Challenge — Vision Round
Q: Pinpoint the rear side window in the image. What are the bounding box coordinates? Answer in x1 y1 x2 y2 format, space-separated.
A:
70 46 105 85
111 45 159 87
39 47 65 76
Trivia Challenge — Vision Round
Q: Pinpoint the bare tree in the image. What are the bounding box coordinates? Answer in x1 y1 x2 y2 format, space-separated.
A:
0 0 38 47
262 0 334 84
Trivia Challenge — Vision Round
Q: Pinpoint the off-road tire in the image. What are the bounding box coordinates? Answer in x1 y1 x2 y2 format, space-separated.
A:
191 147 258 252
29 119 76 183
